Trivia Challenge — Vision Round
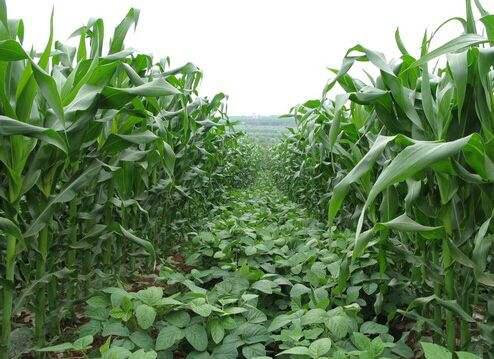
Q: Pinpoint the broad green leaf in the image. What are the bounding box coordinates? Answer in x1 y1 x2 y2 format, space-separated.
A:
359 321 389 335
0 39 65 121
211 342 237 359
352 332 371 351
268 314 292 332
101 347 132 359
165 311 190 328
376 214 443 237
328 94 349 150
185 324 208 352
420 342 452 359
408 295 474 323
301 308 328 326
190 298 213 317
101 131 158 154
455 352 482 359
309 338 332 358
0 39 27 60
186 352 211 359
102 321 130 337
163 141 176 177
395 28 410 55
0 217 22 243
135 304 156 330
136 287 163 307
472 213 493 276
155 325 183 351
277 346 311 356
209 319 224 344
480 15 494 42
251 279 277 294
242 344 266 359
325 315 350 339
447 51 468 123
73 335 94 351
79 320 102 337
129 349 158 359
290 283 310 298
130 331 154 351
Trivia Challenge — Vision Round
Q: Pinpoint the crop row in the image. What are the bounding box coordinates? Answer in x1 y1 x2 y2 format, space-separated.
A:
274 0 494 355
0 2 258 357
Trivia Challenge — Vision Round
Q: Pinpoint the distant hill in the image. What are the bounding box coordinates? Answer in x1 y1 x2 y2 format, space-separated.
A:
230 115 295 144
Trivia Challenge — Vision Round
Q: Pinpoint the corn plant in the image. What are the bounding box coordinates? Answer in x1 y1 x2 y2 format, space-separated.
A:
274 0 494 355
0 1 258 357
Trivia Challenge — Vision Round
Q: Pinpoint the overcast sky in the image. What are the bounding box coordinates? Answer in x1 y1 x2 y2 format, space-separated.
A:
10 1 473 115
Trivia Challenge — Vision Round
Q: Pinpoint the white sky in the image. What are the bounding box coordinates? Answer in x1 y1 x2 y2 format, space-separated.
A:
9 1 474 115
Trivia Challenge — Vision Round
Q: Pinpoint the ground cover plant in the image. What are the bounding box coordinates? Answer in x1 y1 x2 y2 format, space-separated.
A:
1 0 494 358
34 175 417 358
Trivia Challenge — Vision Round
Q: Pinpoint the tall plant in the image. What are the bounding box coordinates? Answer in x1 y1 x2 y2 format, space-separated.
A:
274 0 494 354
0 1 257 356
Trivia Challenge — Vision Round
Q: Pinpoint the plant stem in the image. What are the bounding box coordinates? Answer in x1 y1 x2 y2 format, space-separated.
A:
47 239 58 335
0 234 17 359
443 237 456 351
432 244 442 342
460 293 470 348
103 180 114 270
121 203 128 275
67 199 78 300
35 226 49 351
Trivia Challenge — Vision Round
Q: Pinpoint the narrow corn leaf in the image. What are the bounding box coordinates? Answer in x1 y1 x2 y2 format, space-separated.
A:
480 15 494 43
411 34 487 68
395 28 410 56
0 39 64 121
0 217 22 242
99 77 180 109
353 214 442 259
101 131 158 154
447 51 468 122
119 225 156 267
109 8 140 54
375 214 443 238
408 295 475 322
472 213 493 276
0 116 67 153
0 0 8 35
328 94 349 150
465 0 477 34
356 135 475 241
327 135 397 228
24 164 101 237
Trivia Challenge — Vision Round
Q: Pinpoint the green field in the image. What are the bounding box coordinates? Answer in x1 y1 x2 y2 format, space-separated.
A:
231 115 295 144
1 0 494 358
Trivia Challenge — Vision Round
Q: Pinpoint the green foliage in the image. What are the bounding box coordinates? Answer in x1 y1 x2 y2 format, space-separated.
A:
421 342 482 359
42 175 413 358
2 0 494 358
0 1 259 357
273 0 494 356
